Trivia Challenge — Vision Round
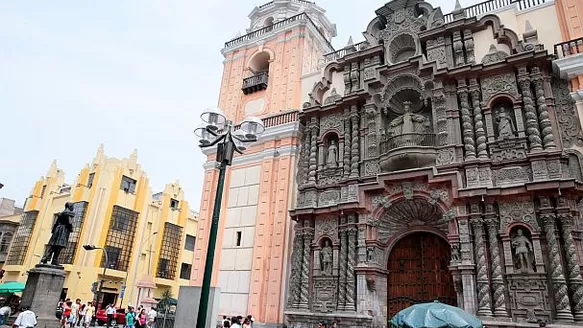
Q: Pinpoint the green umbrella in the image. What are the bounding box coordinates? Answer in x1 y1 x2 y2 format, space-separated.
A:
0 281 25 293
390 301 483 328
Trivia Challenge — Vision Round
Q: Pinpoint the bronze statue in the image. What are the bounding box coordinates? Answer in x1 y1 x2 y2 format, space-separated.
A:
41 202 74 265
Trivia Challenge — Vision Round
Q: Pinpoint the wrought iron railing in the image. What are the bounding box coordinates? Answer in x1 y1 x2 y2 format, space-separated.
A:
224 12 333 51
242 71 269 95
554 37 583 59
443 0 548 23
379 133 436 153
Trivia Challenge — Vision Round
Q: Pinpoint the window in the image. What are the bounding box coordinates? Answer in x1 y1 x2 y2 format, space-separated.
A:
156 223 183 280
0 233 12 253
6 211 39 265
170 199 180 210
120 176 137 193
236 231 242 247
184 235 196 251
87 173 95 188
180 263 192 280
40 185 47 198
102 206 139 271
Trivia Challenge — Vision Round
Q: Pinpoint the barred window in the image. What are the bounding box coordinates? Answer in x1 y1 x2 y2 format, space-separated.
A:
0 233 13 253
156 223 183 280
87 173 95 188
43 202 88 265
120 176 137 193
101 206 139 271
6 211 39 265
180 263 192 280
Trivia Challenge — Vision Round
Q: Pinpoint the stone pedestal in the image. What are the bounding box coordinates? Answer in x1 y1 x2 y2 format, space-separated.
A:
175 286 220 328
21 264 66 328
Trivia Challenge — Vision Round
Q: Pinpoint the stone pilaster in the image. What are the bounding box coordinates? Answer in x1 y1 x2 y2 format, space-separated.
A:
540 210 573 320
307 118 318 183
338 219 348 311
484 204 508 317
463 29 475 64
458 79 476 160
364 103 378 158
299 130 310 185
287 226 303 309
531 66 556 149
349 106 360 178
317 143 324 171
471 215 493 316
469 78 488 159
345 214 357 311
556 207 583 320
343 110 351 178
517 66 543 151
453 31 464 66
299 225 314 310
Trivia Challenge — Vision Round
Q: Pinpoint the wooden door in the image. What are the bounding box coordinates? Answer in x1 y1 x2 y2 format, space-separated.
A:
387 232 457 317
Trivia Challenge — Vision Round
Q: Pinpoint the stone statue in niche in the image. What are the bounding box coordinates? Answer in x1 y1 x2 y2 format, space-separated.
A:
320 239 333 275
387 101 429 136
512 228 534 273
326 140 339 168
451 244 461 262
495 107 516 140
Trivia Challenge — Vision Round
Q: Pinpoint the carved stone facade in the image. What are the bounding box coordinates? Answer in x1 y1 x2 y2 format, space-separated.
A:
287 1 583 328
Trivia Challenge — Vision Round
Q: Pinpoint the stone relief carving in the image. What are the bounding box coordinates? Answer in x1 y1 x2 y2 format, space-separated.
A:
312 277 337 313
480 72 518 102
511 228 535 273
436 147 455 165
451 243 461 263
315 216 339 244
481 44 508 65
318 190 341 207
320 115 344 134
499 201 539 231
495 107 516 140
552 77 583 148
363 159 381 176
323 88 342 105
495 166 530 186
340 184 359 204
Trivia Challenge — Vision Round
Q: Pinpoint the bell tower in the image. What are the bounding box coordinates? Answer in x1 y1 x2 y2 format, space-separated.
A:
192 1 335 326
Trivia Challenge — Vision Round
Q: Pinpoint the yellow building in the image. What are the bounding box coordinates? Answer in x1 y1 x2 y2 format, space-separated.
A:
2 145 199 308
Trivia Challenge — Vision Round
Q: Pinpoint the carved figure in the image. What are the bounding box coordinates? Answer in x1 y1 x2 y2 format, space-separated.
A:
41 202 75 266
326 140 339 168
512 229 534 272
387 101 429 147
320 240 333 275
451 244 461 262
496 109 516 140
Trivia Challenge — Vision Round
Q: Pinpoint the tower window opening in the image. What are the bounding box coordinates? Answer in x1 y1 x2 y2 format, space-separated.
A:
264 17 274 28
236 231 242 247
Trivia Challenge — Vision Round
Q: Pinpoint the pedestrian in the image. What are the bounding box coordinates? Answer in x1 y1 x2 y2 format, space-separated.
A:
0 305 11 325
221 316 230 328
106 304 115 328
137 309 146 328
62 301 72 328
125 307 136 328
77 304 86 327
146 308 157 328
13 306 36 328
230 316 241 328
84 302 95 328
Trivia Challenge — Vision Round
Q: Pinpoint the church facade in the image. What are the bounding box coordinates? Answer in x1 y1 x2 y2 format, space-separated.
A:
285 0 583 327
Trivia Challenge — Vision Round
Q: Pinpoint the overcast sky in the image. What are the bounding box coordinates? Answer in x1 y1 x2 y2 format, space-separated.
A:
0 0 482 209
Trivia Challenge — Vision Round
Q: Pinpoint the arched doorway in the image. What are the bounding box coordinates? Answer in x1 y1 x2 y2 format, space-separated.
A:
387 231 457 317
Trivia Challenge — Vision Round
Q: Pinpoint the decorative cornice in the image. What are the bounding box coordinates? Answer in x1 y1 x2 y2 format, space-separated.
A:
553 53 583 79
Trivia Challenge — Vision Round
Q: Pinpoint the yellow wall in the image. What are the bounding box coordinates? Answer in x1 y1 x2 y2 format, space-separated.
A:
2 146 199 308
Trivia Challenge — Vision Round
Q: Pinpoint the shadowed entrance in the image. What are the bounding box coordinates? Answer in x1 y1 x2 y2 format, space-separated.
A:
387 231 457 317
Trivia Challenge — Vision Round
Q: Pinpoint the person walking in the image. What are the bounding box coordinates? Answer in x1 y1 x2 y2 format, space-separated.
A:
105 304 115 328
0 305 12 325
136 309 146 328
125 307 136 328
146 308 157 328
12 306 36 328
77 304 86 327
83 302 95 328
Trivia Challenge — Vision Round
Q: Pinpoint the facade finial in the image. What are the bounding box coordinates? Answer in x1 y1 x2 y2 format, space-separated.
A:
346 36 354 47
455 0 462 10
525 20 534 32
452 0 466 20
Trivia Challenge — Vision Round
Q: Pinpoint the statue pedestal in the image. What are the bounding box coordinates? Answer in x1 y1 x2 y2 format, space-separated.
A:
21 264 66 328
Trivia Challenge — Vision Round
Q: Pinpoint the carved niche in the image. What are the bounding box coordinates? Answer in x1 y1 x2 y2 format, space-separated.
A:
552 77 583 148
510 227 535 273
493 101 517 140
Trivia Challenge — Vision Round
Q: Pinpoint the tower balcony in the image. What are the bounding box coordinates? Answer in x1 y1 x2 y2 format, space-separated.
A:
379 133 437 172
553 37 583 86
242 71 268 95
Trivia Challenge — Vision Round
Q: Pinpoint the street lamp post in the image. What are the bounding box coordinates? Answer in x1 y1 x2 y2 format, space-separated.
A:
83 245 109 310
194 108 264 328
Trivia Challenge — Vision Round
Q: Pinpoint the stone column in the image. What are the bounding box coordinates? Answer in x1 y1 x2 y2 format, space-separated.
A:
287 227 304 309
484 205 508 317
349 106 360 178
364 103 378 158
540 212 573 320
469 78 488 159
345 215 357 311
457 79 476 160
343 111 351 178
557 211 583 320
299 226 314 310
307 118 319 183
517 66 543 151
300 130 310 185
338 222 348 311
471 216 493 316
531 66 556 149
